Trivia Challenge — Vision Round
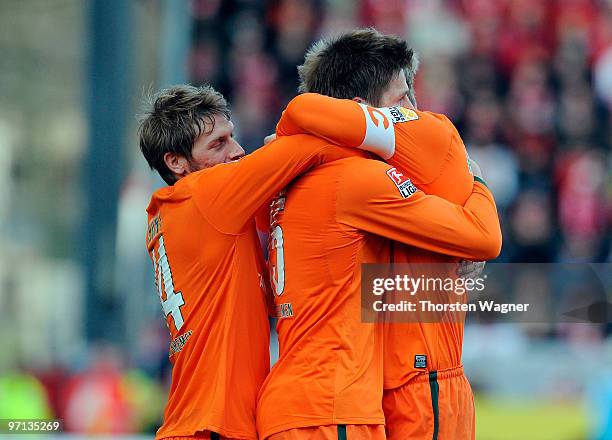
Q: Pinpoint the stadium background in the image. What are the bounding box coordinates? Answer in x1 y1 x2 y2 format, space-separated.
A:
0 0 611 439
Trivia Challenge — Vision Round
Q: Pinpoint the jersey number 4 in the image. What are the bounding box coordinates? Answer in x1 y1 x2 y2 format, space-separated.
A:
269 225 285 296
151 235 185 331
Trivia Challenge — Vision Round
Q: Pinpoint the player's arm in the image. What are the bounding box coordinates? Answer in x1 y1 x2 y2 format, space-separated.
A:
191 134 364 234
336 160 502 260
277 93 368 149
277 93 452 168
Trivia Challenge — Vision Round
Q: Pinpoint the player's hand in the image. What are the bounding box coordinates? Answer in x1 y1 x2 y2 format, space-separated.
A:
264 133 276 145
469 158 483 180
457 260 486 280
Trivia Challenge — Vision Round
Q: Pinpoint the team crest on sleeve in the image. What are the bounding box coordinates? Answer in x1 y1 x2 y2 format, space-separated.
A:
386 167 418 198
388 107 419 124
357 103 396 160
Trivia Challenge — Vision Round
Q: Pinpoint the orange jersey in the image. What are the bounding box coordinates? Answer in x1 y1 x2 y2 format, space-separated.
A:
276 93 500 387
145 135 359 439
278 93 473 203
256 153 501 439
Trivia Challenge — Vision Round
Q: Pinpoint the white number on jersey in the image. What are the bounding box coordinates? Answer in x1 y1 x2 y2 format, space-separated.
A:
270 225 285 296
152 235 185 331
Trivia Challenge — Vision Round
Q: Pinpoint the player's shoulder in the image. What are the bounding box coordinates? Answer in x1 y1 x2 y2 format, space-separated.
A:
414 110 457 131
149 175 196 205
335 157 419 210
170 167 212 196
149 168 221 215
383 106 455 137
393 109 459 148
416 109 451 122
335 156 396 186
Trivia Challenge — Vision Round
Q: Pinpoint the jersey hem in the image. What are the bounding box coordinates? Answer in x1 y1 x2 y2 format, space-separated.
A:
156 423 258 440
384 378 414 390
383 364 465 390
259 416 385 439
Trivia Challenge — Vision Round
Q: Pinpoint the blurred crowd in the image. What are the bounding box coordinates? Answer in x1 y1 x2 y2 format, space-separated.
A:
1 0 611 436
0 343 167 434
192 0 611 263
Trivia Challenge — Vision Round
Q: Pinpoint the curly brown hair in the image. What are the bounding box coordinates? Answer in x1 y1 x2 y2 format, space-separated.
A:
138 84 231 185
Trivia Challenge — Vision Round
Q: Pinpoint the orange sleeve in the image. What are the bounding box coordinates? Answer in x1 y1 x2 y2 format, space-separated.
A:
277 94 458 175
277 93 367 147
389 112 466 185
336 160 502 261
190 134 361 234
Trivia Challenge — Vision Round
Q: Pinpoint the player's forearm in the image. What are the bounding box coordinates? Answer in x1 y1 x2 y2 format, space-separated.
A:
401 213 500 261
411 181 501 260
362 183 501 260
458 181 502 260
203 135 358 233
278 93 366 146
406 183 501 260
336 161 502 259
236 140 340 210
240 135 356 192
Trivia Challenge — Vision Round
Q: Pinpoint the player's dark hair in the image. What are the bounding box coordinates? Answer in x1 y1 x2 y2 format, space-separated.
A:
138 84 231 185
298 28 418 106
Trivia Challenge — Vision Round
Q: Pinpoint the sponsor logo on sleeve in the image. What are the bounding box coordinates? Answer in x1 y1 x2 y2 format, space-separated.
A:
388 106 419 124
386 167 418 198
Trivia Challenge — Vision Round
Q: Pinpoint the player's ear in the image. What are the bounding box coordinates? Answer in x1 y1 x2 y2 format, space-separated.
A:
352 97 366 104
164 152 189 178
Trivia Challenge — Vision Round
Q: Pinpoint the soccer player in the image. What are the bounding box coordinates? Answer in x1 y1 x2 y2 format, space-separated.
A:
269 29 496 439
256 33 501 440
257 127 499 440
139 85 369 440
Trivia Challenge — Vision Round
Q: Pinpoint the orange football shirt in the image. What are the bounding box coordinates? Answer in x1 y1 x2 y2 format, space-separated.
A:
145 135 358 439
276 93 497 388
256 152 501 439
